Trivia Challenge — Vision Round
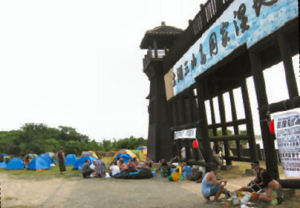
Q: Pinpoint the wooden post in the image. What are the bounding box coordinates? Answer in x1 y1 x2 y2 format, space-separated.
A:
277 33 299 98
241 79 258 162
229 89 240 160
249 51 279 179
218 94 231 165
209 98 219 153
196 82 213 163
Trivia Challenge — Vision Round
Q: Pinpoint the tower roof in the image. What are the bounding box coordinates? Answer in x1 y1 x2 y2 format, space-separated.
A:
140 22 183 49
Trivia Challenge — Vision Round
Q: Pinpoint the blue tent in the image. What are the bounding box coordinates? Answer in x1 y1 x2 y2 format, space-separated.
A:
0 162 6 169
65 154 77 166
27 156 51 170
6 158 25 170
115 153 132 164
1 153 8 157
73 156 97 170
40 153 55 164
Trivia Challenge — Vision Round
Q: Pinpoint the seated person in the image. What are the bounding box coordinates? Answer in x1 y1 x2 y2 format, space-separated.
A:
118 158 127 172
258 171 283 205
127 159 137 171
82 159 95 178
169 155 180 168
93 156 106 177
109 160 120 176
201 163 228 201
133 157 140 168
234 161 265 193
158 158 171 177
143 156 152 169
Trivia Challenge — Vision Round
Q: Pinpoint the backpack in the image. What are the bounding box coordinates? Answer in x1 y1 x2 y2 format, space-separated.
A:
160 165 171 177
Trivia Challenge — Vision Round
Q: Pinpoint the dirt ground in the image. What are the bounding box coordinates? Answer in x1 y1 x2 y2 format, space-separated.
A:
0 173 252 208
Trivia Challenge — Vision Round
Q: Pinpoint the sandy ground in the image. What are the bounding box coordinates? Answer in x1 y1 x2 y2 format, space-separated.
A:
0 172 253 208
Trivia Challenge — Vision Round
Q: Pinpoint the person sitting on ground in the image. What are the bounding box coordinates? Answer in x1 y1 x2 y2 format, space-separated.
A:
82 159 95 178
234 161 265 193
118 158 127 172
109 160 120 176
93 155 106 177
133 157 140 168
158 158 171 177
143 156 152 169
127 159 137 171
201 163 229 201
170 155 180 168
258 171 283 205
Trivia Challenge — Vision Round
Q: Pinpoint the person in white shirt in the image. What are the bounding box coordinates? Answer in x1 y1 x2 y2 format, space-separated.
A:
109 160 120 176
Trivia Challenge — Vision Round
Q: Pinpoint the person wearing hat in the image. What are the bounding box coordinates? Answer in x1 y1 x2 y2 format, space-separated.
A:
234 161 265 193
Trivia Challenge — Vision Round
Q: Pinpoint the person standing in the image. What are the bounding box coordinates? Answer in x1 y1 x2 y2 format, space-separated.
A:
56 147 66 174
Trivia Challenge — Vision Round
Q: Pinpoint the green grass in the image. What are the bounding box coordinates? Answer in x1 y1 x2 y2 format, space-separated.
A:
0 165 81 180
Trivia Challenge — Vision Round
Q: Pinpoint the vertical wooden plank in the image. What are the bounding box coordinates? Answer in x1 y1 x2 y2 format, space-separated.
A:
241 79 258 162
277 33 299 98
218 94 232 165
209 98 219 153
229 89 240 160
249 51 279 179
196 82 213 163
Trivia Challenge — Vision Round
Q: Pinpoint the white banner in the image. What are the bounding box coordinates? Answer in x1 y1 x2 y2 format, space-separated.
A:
174 128 196 140
274 111 300 177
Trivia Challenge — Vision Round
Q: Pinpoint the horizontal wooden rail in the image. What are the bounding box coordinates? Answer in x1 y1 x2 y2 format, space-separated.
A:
207 119 247 129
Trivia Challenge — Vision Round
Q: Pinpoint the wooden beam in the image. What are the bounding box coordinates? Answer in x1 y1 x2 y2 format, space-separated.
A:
207 119 247 128
241 79 258 162
277 33 299 98
209 135 250 141
260 96 300 115
218 94 232 165
229 89 241 160
249 51 279 179
196 82 213 163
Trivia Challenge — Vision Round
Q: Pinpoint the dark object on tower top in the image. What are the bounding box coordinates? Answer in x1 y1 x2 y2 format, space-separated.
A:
140 21 183 49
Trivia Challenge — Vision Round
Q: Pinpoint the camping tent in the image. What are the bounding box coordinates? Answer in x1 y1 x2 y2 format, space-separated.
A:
40 153 55 164
6 158 25 170
137 146 147 151
65 154 77 165
24 153 38 161
135 146 147 161
81 151 98 159
1 153 8 157
115 153 132 164
72 156 97 170
111 149 137 164
27 156 51 171
0 162 6 169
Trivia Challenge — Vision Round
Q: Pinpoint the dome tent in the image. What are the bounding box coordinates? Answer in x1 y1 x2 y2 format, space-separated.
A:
40 153 55 164
111 149 137 164
72 156 97 170
6 158 25 170
0 161 6 169
115 153 132 164
65 154 77 166
27 156 51 171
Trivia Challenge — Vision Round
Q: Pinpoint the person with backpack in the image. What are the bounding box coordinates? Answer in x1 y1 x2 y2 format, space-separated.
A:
158 158 171 177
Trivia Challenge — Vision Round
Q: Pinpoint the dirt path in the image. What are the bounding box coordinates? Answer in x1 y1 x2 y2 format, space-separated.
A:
0 173 252 208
